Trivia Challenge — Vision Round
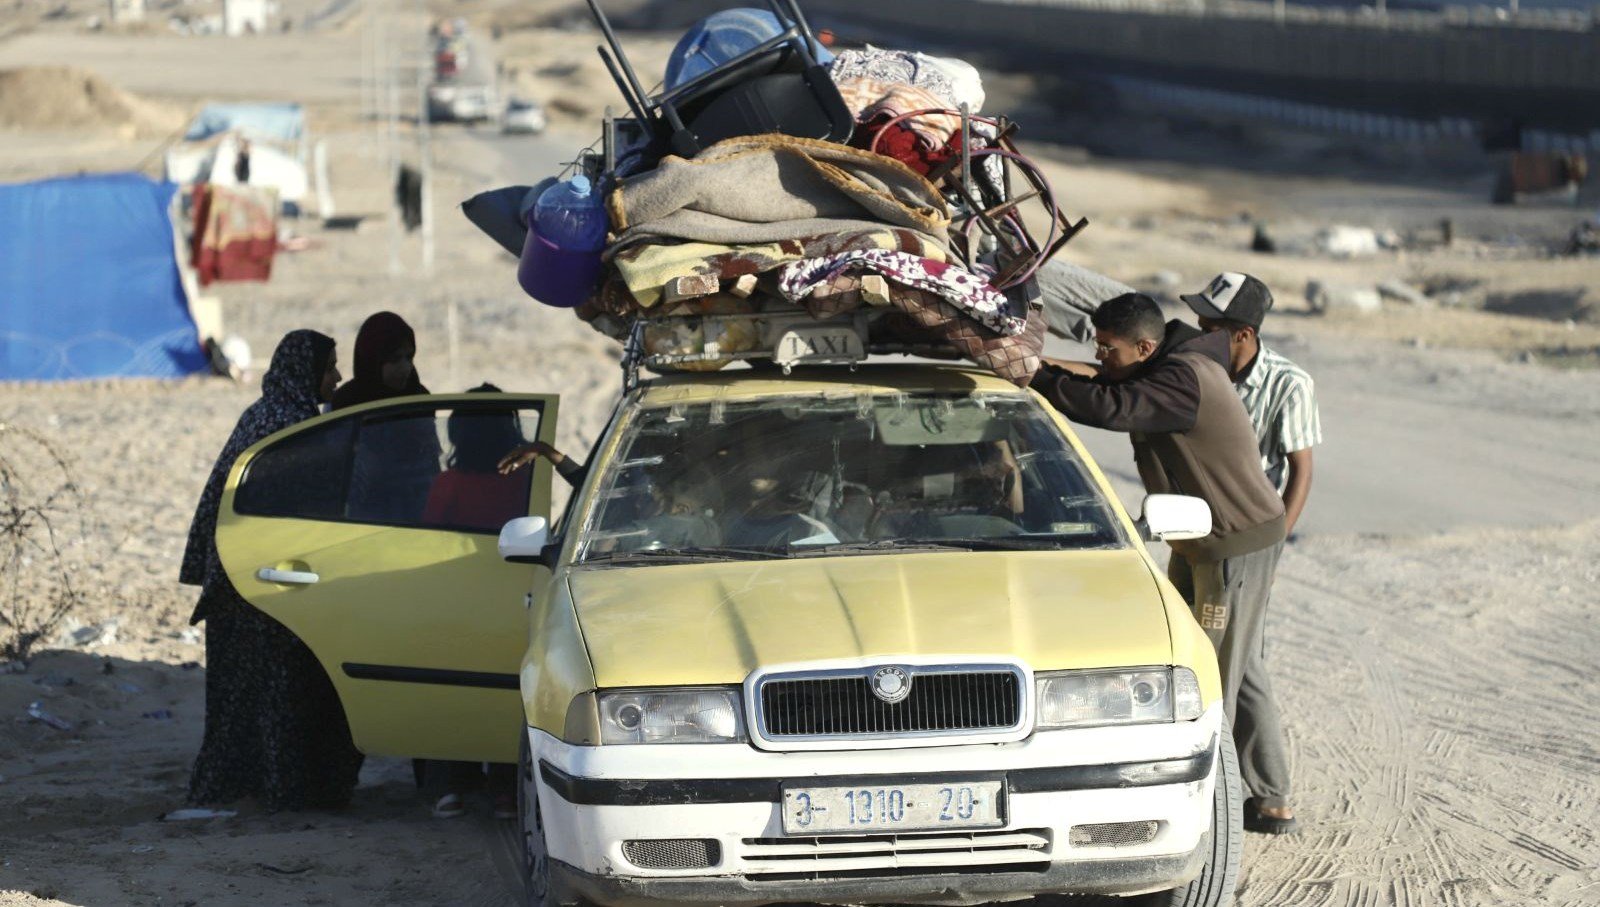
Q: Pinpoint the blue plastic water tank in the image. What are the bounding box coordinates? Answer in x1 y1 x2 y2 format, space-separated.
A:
517 175 608 308
664 8 834 91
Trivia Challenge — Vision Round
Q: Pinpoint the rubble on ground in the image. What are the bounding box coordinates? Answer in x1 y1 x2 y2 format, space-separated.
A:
1306 279 1381 315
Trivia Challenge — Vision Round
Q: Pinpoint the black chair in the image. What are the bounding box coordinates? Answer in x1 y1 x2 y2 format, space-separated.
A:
587 0 853 160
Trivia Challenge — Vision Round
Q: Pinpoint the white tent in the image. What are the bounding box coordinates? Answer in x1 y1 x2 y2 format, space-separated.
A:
165 134 309 209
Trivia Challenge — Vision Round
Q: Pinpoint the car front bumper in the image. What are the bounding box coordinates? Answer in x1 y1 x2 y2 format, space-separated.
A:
532 706 1221 906
551 846 1207 907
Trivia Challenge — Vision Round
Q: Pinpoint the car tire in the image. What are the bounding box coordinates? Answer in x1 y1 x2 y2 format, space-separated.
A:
1142 716 1244 907
519 730 588 907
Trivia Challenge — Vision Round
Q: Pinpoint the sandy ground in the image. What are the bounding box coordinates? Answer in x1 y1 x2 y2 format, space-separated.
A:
4 10 1600 907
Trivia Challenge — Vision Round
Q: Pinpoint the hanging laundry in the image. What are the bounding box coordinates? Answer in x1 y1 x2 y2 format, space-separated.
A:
191 183 278 286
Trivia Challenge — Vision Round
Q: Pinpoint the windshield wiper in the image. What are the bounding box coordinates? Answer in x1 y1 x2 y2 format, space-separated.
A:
916 536 1085 551
582 546 788 565
787 539 976 557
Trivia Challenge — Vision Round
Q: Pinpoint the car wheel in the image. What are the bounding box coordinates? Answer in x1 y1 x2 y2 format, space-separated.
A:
1143 716 1244 907
519 730 555 907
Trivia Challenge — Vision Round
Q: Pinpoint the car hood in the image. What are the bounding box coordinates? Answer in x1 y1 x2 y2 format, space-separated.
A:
566 550 1172 688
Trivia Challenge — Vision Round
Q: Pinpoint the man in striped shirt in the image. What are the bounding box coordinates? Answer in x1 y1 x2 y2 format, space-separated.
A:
1184 273 1321 536
1181 271 1321 835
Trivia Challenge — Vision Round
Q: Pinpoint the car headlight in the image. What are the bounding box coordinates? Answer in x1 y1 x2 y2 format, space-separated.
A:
1035 667 1203 729
597 688 745 744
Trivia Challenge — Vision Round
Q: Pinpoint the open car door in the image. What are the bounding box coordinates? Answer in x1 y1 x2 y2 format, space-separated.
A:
214 392 560 764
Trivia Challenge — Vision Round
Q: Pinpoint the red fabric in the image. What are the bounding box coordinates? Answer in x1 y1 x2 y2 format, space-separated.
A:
422 469 530 533
854 122 960 176
191 183 277 286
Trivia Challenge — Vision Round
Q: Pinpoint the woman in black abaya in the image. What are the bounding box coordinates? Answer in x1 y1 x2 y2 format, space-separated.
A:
181 329 365 811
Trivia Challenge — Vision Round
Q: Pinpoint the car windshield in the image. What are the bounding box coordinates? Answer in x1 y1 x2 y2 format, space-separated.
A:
574 392 1125 564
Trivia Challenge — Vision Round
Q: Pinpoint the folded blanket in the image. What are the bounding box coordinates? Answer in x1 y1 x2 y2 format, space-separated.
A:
835 78 961 150
873 291 1046 387
610 228 944 307
777 250 1025 336
576 269 1043 385
828 48 963 110
607 135 950 250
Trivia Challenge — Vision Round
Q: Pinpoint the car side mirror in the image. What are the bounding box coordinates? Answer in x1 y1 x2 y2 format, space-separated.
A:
499 516 549 563
1137 494 1212 542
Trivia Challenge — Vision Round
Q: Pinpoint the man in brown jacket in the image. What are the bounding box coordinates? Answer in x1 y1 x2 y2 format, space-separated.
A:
1030 292 1298 834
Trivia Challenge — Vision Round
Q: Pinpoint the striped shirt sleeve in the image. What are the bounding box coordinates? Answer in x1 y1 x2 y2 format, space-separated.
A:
1273 371 1321 455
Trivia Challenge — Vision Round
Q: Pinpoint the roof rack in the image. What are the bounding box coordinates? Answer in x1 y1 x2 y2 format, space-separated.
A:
619 297 975 389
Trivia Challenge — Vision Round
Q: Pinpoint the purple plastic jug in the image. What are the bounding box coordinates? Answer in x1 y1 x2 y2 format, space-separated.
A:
518 175 608 308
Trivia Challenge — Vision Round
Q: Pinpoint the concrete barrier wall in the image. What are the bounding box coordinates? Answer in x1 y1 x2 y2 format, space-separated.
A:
655 0 1600 131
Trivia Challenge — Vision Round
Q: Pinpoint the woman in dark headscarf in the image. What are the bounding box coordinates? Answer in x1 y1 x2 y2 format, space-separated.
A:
330 311 428 409
332 311 439 523
182 329 365 811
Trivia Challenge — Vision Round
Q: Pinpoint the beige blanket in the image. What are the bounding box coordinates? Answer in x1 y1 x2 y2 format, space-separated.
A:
606 135 951 250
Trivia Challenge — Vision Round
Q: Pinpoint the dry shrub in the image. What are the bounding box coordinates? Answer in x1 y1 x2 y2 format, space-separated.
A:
0 422 89 664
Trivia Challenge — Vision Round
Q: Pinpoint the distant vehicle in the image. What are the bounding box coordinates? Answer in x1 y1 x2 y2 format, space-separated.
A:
435 49 460 81
427 82 496 124
426 26 495 124
501 98 548 135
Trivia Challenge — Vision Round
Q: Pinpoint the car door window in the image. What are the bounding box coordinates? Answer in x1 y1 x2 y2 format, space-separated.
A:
236 402 543 534
234 419 354 521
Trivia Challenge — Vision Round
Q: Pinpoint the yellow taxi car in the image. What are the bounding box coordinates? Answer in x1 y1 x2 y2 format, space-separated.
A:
214 364 1240 907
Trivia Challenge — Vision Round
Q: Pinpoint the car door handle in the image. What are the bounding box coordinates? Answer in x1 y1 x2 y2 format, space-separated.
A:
257 567 320 585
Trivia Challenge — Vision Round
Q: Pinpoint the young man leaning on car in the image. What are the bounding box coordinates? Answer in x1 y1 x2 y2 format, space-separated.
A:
1028 292 1299 835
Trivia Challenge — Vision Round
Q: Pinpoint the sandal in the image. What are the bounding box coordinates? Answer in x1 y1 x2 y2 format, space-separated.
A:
1243 797 1298 835
431 792 465 819
492 792 517 821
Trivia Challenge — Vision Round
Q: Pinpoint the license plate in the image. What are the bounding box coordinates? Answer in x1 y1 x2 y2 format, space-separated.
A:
781 780 1005 835
773 324 864 367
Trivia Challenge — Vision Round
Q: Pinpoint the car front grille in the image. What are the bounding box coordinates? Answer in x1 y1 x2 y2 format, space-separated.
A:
1068 821 1161 847
740 829 1052 878
622 838 721 869
757 665 1024 740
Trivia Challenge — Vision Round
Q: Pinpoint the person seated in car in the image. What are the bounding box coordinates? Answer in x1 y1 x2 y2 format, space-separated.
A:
496 439 590 488
422 384 531 533
966 440 1026 520
866 441 1025 540
724 471 837 548
636 476 721 550
703 419 834 547
830 483 875 542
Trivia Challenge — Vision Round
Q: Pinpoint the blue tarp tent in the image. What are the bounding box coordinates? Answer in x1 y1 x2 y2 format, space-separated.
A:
0 173 209 380
183 103 306 145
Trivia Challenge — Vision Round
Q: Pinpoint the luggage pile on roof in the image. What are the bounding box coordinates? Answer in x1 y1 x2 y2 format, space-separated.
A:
464 1 1095 386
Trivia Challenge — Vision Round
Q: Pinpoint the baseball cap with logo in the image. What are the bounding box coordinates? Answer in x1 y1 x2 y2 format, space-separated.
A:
1181 272 1274 329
